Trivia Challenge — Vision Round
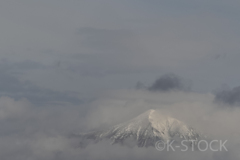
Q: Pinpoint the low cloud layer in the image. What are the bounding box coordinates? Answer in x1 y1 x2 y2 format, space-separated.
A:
1 89 238 159
0 96 87 160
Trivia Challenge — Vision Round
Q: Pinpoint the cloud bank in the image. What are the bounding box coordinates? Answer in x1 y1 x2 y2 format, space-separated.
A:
1 88 239 159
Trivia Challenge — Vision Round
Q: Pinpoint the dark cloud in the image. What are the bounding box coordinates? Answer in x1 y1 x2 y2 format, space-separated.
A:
148 74 188 92
215 86 240 106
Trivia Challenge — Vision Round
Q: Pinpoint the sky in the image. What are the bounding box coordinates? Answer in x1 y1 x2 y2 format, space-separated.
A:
1 0 240 159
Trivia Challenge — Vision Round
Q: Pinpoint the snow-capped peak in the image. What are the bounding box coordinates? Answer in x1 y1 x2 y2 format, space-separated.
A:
79 109 201 147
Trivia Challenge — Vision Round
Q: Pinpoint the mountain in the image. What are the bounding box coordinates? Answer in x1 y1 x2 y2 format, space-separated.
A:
78 109 201 147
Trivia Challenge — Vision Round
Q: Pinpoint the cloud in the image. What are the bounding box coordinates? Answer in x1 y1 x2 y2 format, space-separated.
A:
148 74 189 92
0 89 239 159
215 86 240 106
0 96 86 160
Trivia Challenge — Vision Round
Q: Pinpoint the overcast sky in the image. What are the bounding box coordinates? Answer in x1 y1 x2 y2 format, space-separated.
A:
1 1 240 159
1 0 240 96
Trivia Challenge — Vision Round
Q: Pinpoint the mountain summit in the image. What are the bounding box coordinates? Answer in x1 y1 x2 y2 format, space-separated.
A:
79 109 201 147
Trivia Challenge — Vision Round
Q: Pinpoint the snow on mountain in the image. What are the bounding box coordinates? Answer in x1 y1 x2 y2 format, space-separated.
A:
78 109 201 147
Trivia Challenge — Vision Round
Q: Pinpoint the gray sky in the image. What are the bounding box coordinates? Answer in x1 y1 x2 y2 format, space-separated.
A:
1 1 240 159
1 0 240 96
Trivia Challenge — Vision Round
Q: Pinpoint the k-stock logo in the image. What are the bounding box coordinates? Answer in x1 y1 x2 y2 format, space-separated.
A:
155 140 228 152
